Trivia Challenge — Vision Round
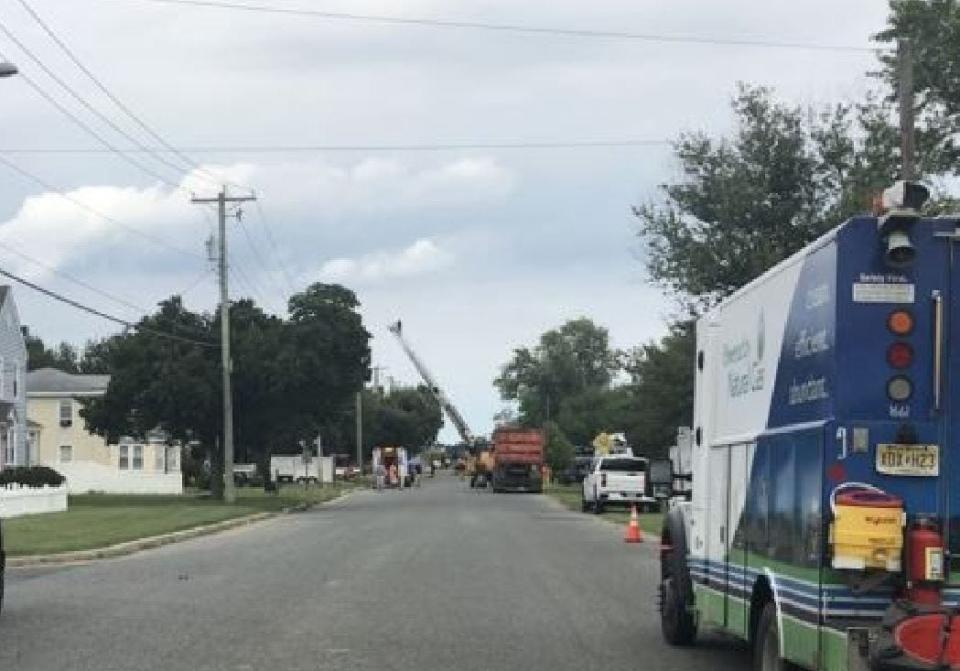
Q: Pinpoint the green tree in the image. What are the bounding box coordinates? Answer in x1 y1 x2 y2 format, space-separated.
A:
621 325 696 457
543 420 575 472
875 0 960 177
340 386 442 458
24 331 80 372
494 318 619 426
82 284 371 500
634 84 899 312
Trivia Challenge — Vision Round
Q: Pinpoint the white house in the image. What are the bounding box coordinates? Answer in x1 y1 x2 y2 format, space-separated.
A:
26 368 182 494
0 286 28 470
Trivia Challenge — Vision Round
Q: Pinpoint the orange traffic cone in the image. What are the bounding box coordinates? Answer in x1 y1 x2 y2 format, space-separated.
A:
624 504 643 543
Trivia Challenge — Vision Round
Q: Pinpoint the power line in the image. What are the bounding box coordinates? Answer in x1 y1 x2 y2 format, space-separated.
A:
12 0 237 191
171 268 213 297
0 18 191 180
0 153 205 261
0 60 184 189
252 199 297 296
0 139 674 154
0 238 150 315
235 211 289 308
0 266 218 347
0 238 218 342
108 0 877 53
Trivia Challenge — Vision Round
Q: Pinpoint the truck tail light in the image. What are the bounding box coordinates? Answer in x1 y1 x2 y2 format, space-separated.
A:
601 473 607 487
888 342 914 369
888 309 914 335
888 375 913 401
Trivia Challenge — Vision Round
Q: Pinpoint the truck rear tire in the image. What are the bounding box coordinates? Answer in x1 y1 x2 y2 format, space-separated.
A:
754 603 787 671
660 508 696 646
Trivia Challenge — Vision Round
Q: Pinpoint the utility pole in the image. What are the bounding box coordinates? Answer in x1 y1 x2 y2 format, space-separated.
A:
192 186 256 504
355 391 363 474
899 38 916 181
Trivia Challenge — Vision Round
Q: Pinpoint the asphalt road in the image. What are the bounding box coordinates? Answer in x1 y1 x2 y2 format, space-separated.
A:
0 477 749 671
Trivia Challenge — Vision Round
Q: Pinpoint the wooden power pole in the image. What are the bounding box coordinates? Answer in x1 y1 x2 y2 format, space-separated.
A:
899 39 916 181
192 186 256 504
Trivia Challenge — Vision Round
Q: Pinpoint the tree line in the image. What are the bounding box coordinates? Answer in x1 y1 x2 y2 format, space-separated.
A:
497 0 959 468
26 283 442 497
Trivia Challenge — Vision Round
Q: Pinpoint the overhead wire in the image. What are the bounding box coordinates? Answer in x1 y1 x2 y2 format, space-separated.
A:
252 199 297 296
0 18 192 179
235 209 289 308
6 0 294 304
106 0 878 53
0 153 205 261
0 60 186 189
0 238 150 316
11 0 245 192
0 139 674 154
0 267 219 347
13 0 213 180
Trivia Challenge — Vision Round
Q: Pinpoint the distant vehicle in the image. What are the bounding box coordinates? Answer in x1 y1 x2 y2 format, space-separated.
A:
581 455 653 513
270 454 333 484
232 463 258 486
372 446 409 489
556 455 592 485
467 448 494 488
491 427 544 493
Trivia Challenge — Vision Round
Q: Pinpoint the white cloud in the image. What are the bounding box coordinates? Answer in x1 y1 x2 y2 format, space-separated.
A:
318 238 454 283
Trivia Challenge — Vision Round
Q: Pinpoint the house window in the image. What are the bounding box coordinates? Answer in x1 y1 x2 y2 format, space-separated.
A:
13 364 19 398
1 428 11 466
59 399 73 427
155 446 165 472
59 445 73 463
119 445 129 470
132 445 143 470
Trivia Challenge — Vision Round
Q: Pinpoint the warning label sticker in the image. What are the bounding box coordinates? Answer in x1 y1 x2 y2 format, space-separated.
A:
852 283 915 304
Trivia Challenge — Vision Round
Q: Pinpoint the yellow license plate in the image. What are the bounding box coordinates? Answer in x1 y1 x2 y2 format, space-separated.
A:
876 444 939 477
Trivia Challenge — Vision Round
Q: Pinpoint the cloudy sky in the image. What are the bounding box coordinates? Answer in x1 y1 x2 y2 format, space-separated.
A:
0 0 889 442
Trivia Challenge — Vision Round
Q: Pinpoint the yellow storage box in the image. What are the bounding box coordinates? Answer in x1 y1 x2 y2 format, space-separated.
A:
830 489 904 571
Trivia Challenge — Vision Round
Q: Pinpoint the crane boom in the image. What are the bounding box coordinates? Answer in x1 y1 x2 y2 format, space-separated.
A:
388 320 474 444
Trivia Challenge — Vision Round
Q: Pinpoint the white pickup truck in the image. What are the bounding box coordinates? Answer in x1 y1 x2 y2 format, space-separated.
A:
581 455 653 513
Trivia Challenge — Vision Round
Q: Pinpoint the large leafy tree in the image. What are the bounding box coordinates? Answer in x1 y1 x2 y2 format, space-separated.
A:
634 84 899 312
361 386 443 453
621 325 696 458
81 284 371 500
875 0 960 177
494 318 619 426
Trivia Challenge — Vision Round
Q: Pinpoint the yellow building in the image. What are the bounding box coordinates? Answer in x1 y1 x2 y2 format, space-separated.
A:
26 368 182 494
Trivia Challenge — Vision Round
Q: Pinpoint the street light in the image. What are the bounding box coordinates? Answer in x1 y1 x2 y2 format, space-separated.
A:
0 61 17 78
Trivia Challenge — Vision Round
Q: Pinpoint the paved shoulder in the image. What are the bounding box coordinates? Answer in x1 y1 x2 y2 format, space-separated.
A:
0 478 747 671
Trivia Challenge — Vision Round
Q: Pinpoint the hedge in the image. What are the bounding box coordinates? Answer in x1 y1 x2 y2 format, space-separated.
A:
0 465 66 487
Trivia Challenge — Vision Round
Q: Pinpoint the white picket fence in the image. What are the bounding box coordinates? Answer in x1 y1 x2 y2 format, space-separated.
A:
0 483 68 518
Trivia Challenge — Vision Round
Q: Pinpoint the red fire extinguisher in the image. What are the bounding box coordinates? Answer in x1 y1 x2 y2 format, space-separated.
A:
906 516 945 606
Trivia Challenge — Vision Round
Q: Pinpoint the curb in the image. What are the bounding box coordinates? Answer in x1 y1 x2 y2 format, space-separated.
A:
7 512 277 567
7 488 357 568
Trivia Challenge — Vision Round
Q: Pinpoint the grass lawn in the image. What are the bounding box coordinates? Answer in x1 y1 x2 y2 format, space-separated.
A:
544 482 664 535
3 483 354 557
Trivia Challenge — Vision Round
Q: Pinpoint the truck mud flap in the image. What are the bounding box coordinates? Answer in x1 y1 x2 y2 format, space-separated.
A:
871 601 960 670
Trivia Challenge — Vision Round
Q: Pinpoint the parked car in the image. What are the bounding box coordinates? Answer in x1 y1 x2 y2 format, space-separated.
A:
556 456 592 485
581 455 654 513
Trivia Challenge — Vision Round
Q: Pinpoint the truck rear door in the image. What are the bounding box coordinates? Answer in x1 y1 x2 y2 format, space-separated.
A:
600 457 647 493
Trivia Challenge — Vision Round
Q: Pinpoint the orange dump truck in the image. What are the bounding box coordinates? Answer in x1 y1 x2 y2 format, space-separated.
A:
491 427 544 493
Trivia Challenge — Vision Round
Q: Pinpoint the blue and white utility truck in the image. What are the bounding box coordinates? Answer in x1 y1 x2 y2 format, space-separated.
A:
659 182 960 671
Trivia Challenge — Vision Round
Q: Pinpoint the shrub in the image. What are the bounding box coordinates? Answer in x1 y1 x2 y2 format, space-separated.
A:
0 465 66 487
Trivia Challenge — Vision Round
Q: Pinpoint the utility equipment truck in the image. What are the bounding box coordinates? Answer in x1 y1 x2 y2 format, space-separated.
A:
658 182 960 670
491 427 544 493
